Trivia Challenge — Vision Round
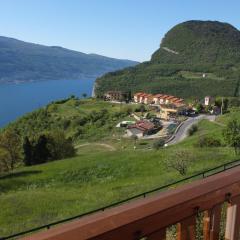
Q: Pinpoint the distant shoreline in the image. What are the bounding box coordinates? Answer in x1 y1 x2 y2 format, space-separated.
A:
0 77 96 87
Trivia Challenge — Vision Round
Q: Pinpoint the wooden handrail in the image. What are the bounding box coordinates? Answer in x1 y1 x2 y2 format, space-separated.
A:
21 166 240 240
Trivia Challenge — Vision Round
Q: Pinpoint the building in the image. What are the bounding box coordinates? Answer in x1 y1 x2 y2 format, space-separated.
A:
139 93 149 103
126 120 157 138
171 98 185 106
153 94 163 104
164 96 175 104
143 94 154 104
134 92 185 107
204 96 215 106
104 91 130 102
133 92 144 103
157 104 186 120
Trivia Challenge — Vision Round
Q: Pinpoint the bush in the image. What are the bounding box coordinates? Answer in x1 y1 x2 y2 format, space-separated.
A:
197 136 222 147
23 131 76 166
188 124 198 136
152 139 165 150
164 149 194 176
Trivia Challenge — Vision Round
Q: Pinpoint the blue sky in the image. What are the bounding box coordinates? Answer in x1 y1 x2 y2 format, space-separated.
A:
0 0 239 61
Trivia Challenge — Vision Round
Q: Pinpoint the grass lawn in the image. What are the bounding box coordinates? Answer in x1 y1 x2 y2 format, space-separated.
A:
0 112 238 236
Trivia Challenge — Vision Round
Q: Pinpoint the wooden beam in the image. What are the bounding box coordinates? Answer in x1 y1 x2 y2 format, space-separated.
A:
147 228 166 240
177 216 196 240
225 203 240 240
210 204 222 240
203 211 210 240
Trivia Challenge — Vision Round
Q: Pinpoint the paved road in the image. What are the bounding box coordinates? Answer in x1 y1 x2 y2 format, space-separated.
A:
167 115 216 145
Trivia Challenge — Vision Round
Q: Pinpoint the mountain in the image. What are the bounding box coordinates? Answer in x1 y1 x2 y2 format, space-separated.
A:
0 36 138 84
95 21 240 98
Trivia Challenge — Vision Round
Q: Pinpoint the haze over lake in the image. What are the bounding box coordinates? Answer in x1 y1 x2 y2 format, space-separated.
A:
0 79 95 127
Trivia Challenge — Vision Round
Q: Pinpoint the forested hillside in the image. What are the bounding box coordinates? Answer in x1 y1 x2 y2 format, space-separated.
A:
95 21 240 98
0 36 138 84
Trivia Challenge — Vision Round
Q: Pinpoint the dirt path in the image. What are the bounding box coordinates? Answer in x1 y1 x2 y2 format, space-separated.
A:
162 47 179 55
75 143 116 151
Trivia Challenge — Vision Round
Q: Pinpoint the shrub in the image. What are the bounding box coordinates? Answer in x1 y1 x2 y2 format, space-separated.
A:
188 124 198 136
223 119 240 155
164 149 194 176
197 136 222 147
152 139 165 150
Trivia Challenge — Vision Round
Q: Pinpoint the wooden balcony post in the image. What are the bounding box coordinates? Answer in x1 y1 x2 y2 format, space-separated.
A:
203 211 210 240
177 216 196 240
210 204 222 240
225 203 240 240
147 228 166 240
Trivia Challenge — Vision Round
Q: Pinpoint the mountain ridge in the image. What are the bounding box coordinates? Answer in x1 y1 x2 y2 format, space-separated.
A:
95 20 240 98
0 36 138 84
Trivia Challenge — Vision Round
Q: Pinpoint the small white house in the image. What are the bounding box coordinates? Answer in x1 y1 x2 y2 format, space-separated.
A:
205 96 214 106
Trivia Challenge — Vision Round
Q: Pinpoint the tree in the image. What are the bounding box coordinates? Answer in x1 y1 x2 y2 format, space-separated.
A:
140 104 146 116
195 103 204 113
131 135 138 148
187 124 198 136
223 98 229 113
0 148 10 172
164 150 193 176
0 128 22 171
33 134 50 164
23 137 33 166
82 93 87 98
47 131 75 160
153 139 165 150
223 119 240 155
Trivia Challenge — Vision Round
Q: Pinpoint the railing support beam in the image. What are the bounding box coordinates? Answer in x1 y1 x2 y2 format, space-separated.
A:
210 204 222 240
177 216 196 240
147 228 166 240
225 203 240 240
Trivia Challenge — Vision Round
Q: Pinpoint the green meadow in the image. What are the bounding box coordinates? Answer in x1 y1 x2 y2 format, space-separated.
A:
0 109 239 236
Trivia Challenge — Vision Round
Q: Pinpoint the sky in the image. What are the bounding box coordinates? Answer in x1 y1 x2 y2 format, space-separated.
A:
0 0 239 62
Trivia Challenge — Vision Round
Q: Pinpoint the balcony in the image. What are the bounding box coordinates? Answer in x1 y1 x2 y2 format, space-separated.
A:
3 162 240 240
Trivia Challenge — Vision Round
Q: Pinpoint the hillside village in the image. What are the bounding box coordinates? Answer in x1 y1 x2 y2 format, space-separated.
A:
103 90 221 141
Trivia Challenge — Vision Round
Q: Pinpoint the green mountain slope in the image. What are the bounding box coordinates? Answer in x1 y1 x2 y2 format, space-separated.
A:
95 21 240 98
0 36 138 84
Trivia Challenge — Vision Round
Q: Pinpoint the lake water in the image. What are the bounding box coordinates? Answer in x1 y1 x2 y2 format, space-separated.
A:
0 79 95 127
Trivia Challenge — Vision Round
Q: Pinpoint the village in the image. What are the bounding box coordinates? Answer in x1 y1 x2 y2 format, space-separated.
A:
104 91 220 142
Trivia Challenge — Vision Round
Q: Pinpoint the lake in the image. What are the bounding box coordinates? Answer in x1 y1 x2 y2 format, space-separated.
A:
0 79 95 127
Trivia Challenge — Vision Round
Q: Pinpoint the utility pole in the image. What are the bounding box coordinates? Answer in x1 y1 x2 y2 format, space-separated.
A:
221 97 224 115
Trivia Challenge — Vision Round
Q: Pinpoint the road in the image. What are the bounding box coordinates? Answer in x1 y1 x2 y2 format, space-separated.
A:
167 115 216 145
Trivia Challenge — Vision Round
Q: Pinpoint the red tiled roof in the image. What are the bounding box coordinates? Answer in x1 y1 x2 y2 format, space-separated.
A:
134 92 145 97
128 120 155 132
153 94 163 98
170 97 179 101
144 94 153 98
165 96 175 100
174 99 184 103
139 93 149 97
161 95 170 99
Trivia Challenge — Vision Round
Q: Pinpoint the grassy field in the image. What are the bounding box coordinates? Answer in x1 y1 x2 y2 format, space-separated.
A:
0 111 239 236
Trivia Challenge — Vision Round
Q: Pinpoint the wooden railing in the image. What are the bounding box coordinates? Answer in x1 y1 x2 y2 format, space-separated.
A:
20 165 240 240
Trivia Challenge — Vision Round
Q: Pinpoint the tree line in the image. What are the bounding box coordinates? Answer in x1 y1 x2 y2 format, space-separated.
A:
0 129 75 172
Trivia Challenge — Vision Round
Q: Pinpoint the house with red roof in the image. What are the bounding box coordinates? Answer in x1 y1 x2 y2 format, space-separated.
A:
126 120 157 138
133 92 144 103
153 94 163 104
133 92 185 107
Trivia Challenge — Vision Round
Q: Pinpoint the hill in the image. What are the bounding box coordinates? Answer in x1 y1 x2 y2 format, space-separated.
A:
1 110 239 236
95 21 240 98
0 36 138 84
